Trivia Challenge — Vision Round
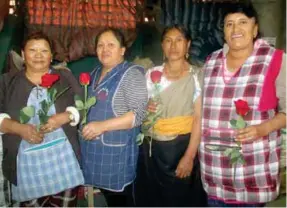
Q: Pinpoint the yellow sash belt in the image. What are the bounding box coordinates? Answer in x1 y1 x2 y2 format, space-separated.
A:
153 115 193 136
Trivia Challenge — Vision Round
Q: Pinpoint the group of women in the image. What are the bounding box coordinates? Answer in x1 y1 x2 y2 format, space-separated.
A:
0 2 285 207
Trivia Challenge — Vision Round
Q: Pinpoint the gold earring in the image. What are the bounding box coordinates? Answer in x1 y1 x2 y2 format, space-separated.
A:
185 53 189 59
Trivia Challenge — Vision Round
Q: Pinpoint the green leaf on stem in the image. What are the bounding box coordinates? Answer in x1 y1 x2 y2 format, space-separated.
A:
136 133 145 145
21 106 35 117
230 119 238 129
39 116 48 125
237 156 246 164
48 87 57 102
230 149 241 160
149 110 162 121
230 156 240 165
19 106 35 124
224 148 233 156
40 100 49 114
141 118 154 133
154 84 161 91
19 113 30 124
81 114 87 126
38 110 49 125
75 100 84 110
236 115 246 129
86 96 96 109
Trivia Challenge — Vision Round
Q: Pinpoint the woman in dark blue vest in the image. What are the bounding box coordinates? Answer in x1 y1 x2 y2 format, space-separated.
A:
80 28 148 207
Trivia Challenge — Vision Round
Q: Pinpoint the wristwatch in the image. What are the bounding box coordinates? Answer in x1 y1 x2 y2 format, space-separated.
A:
68 112 75 123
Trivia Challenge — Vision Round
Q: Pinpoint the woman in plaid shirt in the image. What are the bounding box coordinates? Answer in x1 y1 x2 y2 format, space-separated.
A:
200 2 286 207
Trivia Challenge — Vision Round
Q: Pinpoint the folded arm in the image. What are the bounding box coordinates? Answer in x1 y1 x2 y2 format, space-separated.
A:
82 67 148 140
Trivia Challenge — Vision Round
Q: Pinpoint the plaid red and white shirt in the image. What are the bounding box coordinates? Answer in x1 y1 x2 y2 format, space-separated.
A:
200 39 281 203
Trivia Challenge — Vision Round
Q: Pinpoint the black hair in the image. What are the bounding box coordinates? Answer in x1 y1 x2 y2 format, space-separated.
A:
95 28 127 48
161 24 191 42
223 1 261 39
22 31 53 52
223 1 259 23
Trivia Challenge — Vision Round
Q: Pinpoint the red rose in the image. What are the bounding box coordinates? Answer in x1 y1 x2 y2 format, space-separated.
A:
40 73 60 88
79 73 91 85
150 70 162 84
234 99 250 116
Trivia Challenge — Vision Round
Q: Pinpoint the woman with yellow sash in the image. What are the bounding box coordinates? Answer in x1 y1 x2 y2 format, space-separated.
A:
135 25 207 207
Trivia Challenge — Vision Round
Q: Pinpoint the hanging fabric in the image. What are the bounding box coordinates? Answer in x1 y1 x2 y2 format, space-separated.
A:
25 0 144 62
0 0 9 32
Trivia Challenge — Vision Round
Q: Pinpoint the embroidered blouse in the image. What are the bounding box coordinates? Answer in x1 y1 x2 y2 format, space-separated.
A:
146 64 202 102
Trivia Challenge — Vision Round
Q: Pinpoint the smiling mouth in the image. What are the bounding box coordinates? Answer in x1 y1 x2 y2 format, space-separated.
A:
231 34 243 39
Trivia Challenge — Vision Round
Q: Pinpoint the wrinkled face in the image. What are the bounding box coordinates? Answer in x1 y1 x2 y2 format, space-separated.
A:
22 39 52 72
162 28 190 61
224 12 258 51
96 31 126 68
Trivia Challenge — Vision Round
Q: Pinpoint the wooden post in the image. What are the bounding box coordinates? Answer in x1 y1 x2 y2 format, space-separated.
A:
87 187 94 207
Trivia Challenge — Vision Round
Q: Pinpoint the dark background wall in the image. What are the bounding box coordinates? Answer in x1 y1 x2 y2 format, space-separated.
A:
252 0 286 49
0 0 285 74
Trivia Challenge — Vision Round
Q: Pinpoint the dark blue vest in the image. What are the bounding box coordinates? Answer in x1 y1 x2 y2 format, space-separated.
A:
81 61 142 191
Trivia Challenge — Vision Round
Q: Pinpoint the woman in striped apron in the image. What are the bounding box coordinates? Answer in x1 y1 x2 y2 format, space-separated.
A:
200 2 286 206
80 28 148 207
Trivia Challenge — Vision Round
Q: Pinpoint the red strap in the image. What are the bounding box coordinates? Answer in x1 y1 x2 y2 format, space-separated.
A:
258 49 283 111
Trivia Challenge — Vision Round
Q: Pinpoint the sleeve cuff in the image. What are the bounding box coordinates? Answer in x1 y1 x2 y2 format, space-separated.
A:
193 73 202 102
0 113 10 135
65 106 80 126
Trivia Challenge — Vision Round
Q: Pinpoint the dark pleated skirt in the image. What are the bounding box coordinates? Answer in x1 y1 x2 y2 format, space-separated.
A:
134 134 207 207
